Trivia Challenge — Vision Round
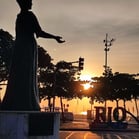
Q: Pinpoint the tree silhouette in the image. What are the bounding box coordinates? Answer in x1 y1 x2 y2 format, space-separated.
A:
38 60 83 112
130 74 139 117
38 45 52 68
110 73 132 108
91 76 111 105
38 62 55 111
0 29 14 82
90 72 139 116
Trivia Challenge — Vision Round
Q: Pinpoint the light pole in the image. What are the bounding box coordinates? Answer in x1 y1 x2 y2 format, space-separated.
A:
103 33 115 76
103 34 115 109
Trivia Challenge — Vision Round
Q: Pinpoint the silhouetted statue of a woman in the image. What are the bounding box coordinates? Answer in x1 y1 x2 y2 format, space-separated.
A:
1 0 65 111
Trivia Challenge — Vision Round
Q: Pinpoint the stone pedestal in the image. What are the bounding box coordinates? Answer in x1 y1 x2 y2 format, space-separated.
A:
0 111 60 139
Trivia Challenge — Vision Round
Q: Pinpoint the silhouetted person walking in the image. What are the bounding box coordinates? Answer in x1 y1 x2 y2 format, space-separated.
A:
1 0 65 111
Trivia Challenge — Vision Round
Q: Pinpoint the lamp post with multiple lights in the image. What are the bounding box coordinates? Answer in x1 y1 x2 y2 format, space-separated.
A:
103 33 115 76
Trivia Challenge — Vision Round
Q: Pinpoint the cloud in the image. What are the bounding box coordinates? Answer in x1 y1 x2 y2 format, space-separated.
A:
1 0 139 74
32 0 139 45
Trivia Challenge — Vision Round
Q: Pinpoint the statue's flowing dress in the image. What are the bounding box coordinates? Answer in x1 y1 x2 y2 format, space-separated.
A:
1 11 41 110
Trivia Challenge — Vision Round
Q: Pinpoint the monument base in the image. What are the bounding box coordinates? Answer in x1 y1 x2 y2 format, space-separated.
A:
89 121 128 130
0 111 60 139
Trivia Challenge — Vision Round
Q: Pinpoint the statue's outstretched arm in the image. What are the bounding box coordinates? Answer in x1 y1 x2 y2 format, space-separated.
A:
37 30 65 43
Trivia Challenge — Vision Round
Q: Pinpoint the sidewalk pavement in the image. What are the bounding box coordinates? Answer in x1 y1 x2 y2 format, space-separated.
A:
60 121 89 130
60 120 139 132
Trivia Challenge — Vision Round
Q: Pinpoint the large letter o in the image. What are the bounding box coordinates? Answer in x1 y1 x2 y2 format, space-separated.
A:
113 107 126 122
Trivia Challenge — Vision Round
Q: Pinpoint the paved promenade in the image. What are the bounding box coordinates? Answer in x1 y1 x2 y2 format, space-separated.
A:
60 120 139 132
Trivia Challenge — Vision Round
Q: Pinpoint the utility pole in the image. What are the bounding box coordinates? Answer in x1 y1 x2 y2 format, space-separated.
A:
103 33 115 76
103 34 115 109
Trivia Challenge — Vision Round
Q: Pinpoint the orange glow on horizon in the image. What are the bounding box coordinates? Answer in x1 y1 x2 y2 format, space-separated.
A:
80 111 87 115
80 74 94 90
80 74 92 81
83 83 91 90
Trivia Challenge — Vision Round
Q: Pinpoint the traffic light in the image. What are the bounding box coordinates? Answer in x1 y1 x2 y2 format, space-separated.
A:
78 57 84 71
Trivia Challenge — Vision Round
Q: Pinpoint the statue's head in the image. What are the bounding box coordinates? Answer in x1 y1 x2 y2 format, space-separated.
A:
16 0 32 11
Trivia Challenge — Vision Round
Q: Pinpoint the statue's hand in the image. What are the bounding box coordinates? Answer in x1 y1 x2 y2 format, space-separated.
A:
55 36 65 43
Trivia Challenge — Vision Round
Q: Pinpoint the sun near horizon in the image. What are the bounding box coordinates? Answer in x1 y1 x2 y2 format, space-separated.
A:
80 74 94 90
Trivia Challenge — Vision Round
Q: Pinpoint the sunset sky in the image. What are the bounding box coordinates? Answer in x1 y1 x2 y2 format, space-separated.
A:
1 0 139 77
1 0 139 113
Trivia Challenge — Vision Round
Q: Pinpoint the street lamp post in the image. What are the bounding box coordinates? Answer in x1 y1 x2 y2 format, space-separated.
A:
103 33 115 76
103 34 115 109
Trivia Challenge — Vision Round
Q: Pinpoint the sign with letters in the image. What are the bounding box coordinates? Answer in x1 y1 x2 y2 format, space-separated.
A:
94 106 126 123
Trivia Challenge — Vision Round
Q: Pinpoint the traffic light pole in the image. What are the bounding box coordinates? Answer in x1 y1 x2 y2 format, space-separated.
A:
67 57 84 71
78 57 84 71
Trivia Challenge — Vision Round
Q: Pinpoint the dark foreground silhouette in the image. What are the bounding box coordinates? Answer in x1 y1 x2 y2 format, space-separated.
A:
1 0 65 111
